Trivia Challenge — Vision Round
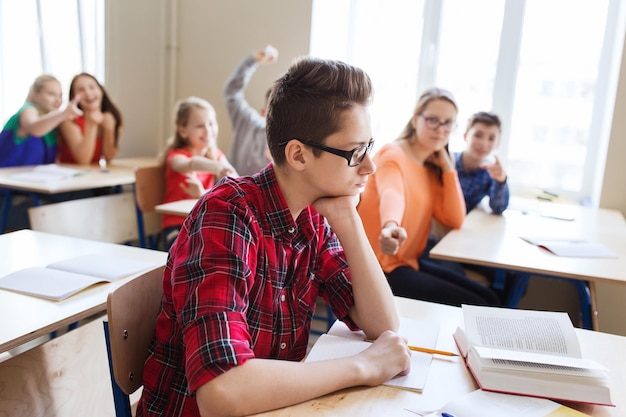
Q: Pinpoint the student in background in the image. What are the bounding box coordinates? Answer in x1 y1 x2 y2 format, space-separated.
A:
0 74 82 167
58 73 123 165
137 57 410 417
223 44 277 176
159 96 237 250
357 87 500 307
0 74 82 230
456 111 509 214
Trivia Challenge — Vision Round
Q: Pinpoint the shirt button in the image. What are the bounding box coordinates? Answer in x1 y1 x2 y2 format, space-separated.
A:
281 294 286 302
287 227 295 233
280 342 287 349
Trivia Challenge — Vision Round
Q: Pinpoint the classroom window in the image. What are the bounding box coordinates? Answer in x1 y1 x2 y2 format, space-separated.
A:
0 0 104 126
310 0 626 205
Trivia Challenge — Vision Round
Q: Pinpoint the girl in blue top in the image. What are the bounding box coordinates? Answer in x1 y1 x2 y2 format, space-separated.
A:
0 74 82 167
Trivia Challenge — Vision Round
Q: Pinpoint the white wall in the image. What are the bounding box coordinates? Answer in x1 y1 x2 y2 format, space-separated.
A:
106 0 312 159
105 0 626 335
594 32 626 336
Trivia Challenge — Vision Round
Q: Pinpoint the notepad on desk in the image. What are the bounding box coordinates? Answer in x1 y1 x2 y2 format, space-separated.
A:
305 317 442 392
519 236 618 258
0 254 158 301
453 305 613 406
9 164 85 183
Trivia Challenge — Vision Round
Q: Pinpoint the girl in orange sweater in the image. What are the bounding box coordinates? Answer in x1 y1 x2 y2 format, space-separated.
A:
357 88 499 306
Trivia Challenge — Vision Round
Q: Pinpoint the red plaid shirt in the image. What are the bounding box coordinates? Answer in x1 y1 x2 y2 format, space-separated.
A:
137 165 356 417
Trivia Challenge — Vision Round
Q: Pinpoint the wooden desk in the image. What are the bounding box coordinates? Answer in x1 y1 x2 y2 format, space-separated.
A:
0 163 136 194
0 230 167 355
253 297 625 417
429 199 626 329
154 199 198 216
0 164 138 233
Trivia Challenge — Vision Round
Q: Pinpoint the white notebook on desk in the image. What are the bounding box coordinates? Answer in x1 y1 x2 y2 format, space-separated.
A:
0 254 158 301
9 164 85 183
305 317 442 392
519 236 618 258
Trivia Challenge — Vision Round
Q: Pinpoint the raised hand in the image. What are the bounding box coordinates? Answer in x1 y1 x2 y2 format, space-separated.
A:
254 44 279 64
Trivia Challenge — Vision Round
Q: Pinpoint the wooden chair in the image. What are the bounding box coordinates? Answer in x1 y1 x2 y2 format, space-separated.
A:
104 265 165 417
133 165 165 249
28 192 139 244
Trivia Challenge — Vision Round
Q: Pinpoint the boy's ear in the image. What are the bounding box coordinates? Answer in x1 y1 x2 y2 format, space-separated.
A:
283 139 307 171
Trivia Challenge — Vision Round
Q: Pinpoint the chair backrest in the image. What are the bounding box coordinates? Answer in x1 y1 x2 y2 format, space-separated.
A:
28 192 139 243
134 165 165 213
133 165 165 248
106 265 164 395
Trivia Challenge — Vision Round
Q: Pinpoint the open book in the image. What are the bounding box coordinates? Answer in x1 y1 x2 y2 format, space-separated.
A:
453 305 613 406
0 254 158 301
305 317 441 392
519 236 617 258
9 164 85 183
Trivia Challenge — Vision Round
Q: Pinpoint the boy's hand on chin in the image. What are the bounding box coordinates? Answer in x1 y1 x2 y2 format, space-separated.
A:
311 194 359 223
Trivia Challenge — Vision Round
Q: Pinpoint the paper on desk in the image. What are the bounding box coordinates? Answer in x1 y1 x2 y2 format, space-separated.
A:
306 317 440 392
9 164 85 182
519 236 618 258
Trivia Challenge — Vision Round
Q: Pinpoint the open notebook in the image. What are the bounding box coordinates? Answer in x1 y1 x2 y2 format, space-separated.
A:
305 317 442 392
0 254 158 301
9 164 86 183
519 236 618 258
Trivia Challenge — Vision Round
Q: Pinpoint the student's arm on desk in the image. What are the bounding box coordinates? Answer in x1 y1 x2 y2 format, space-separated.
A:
196 330 411 417
313 195 399 337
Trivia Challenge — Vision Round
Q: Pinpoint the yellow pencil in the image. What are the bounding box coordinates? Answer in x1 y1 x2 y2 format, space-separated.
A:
408 345 459 356
364 339 459 356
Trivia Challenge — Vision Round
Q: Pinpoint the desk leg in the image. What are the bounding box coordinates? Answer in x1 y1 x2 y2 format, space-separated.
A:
0 189 13 233
588 281 599 331
504 272 530 308
492 269 507 290
28 192 42 206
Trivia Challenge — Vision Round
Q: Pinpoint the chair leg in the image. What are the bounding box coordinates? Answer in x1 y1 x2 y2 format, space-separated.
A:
504 272 531 308
505 272 594 330
134 190 147 248
567 279 593 330
103 321 133 417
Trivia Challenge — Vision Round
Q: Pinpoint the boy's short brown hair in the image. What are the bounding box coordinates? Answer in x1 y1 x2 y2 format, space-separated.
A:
466 111 502 132
266 57 372 165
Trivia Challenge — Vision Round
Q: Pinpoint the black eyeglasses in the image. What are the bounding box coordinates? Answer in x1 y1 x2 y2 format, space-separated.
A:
279 138 375 167
419 115 457 132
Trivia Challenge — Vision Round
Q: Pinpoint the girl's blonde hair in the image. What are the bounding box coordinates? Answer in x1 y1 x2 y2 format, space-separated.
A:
26 74 60 103
158 96 218 166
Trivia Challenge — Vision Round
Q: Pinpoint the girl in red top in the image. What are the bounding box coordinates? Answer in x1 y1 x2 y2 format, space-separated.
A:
58 73 123 165
160 96 237 249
